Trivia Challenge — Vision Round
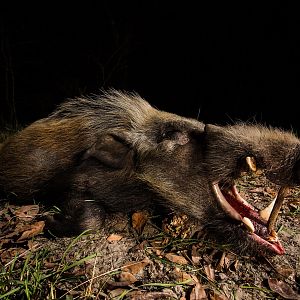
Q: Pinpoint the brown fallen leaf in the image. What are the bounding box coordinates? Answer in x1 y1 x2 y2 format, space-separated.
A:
190 284 207 300
0 247 27 262
191 245 201 265
165 253 189 265
15 223 35 232
123 258 150 276
14 205 39 221
204 264 215 282
173 267 195 285
108 288 128 298
1 222 30 240
106 280 133 290
268 278 300 299
17 221 45 241
231 258 239 272
209 291 229 300
275 266 295 280
216 252 226 271
118 271 137 283
106 233 123 243
190 275 207 300
133 240 149 250
132 211 148 235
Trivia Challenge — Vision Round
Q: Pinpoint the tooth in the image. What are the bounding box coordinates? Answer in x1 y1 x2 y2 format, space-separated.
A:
267 186 289 235
242 217 255 233
259 198 276 221
246 156 257 172
212 183 242 222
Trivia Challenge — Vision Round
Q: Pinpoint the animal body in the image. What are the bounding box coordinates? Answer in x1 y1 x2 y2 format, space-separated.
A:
0 89 300 255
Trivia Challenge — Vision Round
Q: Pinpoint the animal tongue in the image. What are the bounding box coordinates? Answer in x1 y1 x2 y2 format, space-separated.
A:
222 190 265 225
222 188 286 254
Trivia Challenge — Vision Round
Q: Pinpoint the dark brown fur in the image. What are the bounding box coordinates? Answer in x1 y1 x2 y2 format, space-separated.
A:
0 90 300 254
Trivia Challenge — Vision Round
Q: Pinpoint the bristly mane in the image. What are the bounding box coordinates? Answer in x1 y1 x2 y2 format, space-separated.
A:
48 89 155 131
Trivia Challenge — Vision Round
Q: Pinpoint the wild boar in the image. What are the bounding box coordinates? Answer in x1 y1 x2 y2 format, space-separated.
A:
0 89 299 255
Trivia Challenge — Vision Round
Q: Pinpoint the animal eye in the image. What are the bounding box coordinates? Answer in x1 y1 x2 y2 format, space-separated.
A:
162 130 181 140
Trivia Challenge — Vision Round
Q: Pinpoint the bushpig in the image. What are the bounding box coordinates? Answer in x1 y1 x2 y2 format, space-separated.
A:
0 89 300 255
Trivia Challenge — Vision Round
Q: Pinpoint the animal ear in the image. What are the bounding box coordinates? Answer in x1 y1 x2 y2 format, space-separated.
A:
83 134 134 169
204 124 224 135
203 124 226 144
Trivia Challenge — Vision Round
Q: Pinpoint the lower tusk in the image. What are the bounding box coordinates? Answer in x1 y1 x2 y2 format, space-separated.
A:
242 217 255 233
259 198 276 221
267 186 289 235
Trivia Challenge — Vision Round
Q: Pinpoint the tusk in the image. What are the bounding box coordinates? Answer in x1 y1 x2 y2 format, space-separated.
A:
242 217 255 233
259 198 276 221
212 183 242 222
267 186 289 235
246 156 257 172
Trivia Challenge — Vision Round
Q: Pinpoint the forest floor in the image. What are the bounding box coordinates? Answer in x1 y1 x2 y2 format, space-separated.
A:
0 172 300 299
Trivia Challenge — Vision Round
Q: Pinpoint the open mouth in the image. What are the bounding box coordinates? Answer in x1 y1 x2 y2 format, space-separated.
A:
212 156 288 255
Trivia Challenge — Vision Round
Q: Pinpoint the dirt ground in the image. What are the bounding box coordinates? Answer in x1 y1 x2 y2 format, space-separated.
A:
1 173 300 299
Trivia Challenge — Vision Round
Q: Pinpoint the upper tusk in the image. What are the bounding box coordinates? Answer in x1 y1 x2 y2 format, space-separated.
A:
212 183 242 222
246 156 257 172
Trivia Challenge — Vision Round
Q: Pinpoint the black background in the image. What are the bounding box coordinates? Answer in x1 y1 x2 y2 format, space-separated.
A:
1 2 300 133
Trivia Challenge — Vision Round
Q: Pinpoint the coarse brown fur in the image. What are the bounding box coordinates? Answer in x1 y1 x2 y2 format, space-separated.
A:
0 89 300 255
